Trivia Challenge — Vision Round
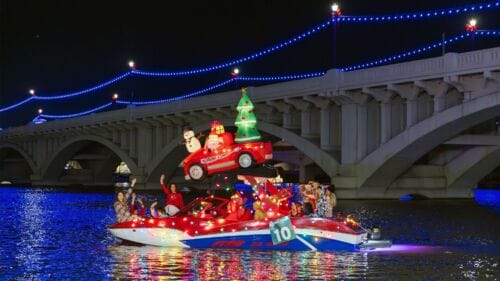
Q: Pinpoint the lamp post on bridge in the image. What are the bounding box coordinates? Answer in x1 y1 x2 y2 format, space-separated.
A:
465 18 478 51
128 60 135 105
331 3 342 70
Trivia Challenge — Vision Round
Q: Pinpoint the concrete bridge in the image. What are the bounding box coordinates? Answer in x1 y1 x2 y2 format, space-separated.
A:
1 47 499 198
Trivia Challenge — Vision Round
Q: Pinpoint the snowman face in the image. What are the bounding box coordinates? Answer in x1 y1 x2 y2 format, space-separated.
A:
183 130 195 140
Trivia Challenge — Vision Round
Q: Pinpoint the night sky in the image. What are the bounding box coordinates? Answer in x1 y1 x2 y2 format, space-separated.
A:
1 0 499 127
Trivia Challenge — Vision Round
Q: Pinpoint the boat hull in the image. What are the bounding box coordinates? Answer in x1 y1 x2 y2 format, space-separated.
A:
109 225 367 252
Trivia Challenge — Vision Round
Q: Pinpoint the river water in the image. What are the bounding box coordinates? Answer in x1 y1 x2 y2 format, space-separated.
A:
0 186 498 280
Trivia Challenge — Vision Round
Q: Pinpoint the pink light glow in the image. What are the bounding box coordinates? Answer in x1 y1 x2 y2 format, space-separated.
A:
362 244 450 254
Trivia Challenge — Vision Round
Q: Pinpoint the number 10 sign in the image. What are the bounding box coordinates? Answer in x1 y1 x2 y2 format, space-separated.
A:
269 216 296 245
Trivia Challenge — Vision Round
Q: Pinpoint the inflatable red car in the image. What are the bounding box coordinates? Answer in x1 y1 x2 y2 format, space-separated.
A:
183 141 273 180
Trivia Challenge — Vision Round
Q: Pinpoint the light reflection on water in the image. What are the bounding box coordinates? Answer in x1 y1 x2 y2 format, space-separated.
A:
0 187 499 280
108 246 372 280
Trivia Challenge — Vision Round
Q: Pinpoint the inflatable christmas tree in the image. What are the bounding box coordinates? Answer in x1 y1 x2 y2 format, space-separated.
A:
234 88 261 143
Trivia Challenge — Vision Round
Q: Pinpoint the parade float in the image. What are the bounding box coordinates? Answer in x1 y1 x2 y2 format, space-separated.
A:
109 89 391 251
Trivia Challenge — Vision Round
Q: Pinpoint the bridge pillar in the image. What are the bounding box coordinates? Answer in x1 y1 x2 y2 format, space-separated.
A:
163 125 172 145
415 80 449 114
154 125 163 155
137 125 153 167
300 105 320 139
120 129 129 150
341 103 357 165
319 104 340 151
285 98 319 139
129 127 137 158
355 97 369 161
266 101 300 130
363 87 394 145
112 129 120 144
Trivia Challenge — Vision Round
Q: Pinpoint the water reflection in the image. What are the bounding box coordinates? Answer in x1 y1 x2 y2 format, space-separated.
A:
108 245 373 280
1 187 498 280
15 189 48 280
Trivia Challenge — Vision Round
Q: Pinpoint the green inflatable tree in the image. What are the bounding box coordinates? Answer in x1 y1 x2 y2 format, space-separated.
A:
234 88 262 143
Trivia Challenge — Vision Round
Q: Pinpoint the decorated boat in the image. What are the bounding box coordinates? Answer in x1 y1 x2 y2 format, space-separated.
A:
109 90 391 251
108 193 391 252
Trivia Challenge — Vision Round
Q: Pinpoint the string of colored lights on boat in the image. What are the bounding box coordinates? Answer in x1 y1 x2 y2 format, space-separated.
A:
336 1 500 23
341 30 500 72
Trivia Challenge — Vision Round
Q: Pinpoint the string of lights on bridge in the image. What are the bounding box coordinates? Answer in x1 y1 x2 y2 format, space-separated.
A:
341 30 500 71
1 1 499 121
335 1 500 23
33 73 326 120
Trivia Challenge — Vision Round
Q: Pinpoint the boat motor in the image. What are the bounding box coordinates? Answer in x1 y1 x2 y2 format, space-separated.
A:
369 226 382 240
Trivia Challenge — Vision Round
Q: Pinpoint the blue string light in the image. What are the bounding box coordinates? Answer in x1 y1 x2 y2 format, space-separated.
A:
35 72 131 100
130 22 333 77
40 102 113 119
341 31 500 72
236 72 325 81
0 72 130 113
1 1 499 115
34 72 327 120
338 1 500 23
0 96 35 113
116 78 236 105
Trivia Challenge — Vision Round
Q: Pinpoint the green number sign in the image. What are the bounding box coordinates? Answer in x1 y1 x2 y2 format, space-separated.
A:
269 216 296 245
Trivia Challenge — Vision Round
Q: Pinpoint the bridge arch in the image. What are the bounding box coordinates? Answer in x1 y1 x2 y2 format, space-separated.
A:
41 135 139 183
358 91 500 196
145 119 340 183
0 143 37 183
446 146 500 191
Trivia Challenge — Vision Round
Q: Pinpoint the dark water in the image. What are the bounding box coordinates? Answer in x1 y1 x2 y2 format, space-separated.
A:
0 187 499 280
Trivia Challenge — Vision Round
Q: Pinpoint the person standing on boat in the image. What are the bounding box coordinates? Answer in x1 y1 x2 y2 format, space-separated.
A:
160 174 184 216
301 184 316 215
325 184 337 216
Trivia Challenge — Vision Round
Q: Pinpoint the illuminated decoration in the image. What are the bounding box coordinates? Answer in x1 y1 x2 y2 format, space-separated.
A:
466 18 478 32
29 89 36 96
182 94 272 180
183 127 202 153
234 88 262 143
112 93 119 102
38 108 43 115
